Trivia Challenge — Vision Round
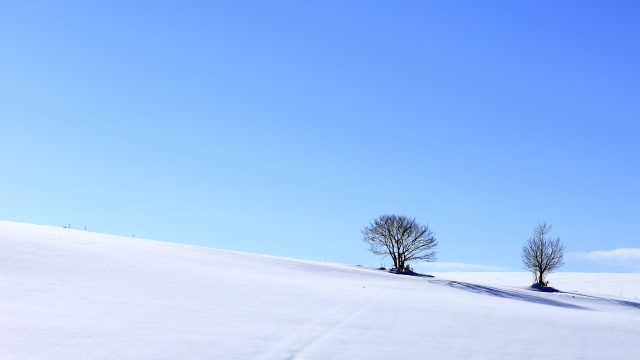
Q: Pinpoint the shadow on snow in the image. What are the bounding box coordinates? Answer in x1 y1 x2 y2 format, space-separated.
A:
383 268 434 277
558 291 640 310
431 279 589 310
368 267 640 311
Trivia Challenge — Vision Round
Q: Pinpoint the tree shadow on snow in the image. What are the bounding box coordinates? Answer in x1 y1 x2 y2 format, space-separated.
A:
558 291 640 310
431 279 589 310
385 269 434 277
529 283 560 292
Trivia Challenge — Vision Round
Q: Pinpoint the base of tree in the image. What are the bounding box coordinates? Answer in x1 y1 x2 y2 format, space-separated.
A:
385 268 434 278
530 283 560 292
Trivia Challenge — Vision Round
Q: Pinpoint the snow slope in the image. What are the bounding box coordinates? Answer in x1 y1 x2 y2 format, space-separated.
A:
1 220 639 359
432 272 640 300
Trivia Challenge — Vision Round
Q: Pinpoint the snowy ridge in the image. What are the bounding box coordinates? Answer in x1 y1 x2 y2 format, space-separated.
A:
1 220 639 359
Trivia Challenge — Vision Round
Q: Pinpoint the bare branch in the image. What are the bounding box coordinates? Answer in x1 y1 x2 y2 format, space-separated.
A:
362 214 438 272
522 222 564 286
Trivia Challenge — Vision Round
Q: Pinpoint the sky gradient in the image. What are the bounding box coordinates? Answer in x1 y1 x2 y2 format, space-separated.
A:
1 1 639 272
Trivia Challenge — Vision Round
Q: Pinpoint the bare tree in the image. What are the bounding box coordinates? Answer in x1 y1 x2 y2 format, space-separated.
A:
362 214 437 272
522 222 564 286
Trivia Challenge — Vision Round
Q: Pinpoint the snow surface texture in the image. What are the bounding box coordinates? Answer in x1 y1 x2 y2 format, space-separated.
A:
1 220 639 359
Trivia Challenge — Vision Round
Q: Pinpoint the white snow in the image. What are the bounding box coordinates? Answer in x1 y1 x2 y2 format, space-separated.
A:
1 220 639 359
432 272 640 300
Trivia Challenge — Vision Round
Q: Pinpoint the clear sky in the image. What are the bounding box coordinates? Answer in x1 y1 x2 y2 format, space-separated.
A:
1 1 639 272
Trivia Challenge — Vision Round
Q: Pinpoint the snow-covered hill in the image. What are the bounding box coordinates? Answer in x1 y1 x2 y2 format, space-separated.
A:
1 220 639 359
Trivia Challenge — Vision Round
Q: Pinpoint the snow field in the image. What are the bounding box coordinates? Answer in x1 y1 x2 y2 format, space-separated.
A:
1 220 639 359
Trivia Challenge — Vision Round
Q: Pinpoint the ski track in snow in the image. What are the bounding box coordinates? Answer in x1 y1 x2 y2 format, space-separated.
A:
259 292 382 360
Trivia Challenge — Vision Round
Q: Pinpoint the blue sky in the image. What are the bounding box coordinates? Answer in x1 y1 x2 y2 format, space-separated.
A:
1 1 638 272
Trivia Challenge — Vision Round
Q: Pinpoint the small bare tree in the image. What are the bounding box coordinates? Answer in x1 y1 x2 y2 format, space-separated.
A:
522 222 564 286
362 214 437 272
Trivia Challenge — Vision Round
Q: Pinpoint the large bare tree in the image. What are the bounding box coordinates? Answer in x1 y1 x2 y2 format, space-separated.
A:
522 222 565 286
362 214 437 272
